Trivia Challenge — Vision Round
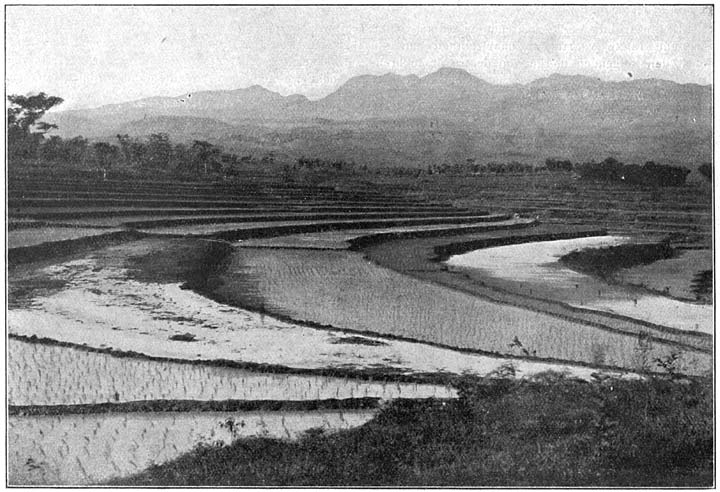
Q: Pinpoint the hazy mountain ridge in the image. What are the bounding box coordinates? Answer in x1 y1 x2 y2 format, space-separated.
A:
42 67 712 168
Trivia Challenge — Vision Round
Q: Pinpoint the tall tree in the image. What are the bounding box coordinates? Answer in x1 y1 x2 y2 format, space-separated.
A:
145 133 172 171
7 92 64 159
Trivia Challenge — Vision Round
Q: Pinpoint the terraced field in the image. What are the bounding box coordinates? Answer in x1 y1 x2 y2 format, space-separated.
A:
445 236 713 333
9 340 455 407
7 227 124 248
10 411 378 485
215 247 711 374
9 240 626 380
7 171 713 485
398 173 713 246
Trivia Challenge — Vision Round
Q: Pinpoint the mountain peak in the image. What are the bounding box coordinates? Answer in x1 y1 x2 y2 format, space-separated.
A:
337 72 420 93
421 67 487 90
428 66 475 78
244 84 274 93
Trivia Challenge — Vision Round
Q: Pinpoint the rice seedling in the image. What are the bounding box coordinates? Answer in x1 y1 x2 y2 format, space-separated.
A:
8 242 646 381
9 410 377 485
8 339 455 407
217 248 711 375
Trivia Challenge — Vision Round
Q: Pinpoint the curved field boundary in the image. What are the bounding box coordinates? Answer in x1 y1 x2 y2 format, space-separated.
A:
432 235 712 342
9 181 416 198
121 210 488 229
431 228 609 261
9 190 429 204
424 270 712 352
360 229 711 352
8 410 379 485
237 220 531 251
10 197 441 209
8 230 150 265
9 334 464 387
8 177 418 192
8 221 118 231
203 215 512 241
9 398 390 416
8 240 644 386
467 197 711 213
15 205 464 221
8 337 455 408
347 217 529 250
210 248 711 374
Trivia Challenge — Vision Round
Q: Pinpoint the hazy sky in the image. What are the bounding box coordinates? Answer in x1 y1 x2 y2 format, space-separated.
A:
6 5 713 110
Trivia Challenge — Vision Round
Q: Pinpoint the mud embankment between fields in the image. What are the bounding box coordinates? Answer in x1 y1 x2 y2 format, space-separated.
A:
203 215 509 242
10 398 387 416
346 215 526 250
8 230 150 265
10 332 463 387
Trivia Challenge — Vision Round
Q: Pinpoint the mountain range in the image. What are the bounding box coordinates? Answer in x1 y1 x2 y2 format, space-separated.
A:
43 67 712 169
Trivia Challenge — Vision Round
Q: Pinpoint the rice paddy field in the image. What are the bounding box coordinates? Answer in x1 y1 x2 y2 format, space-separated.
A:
6 171 714 485
7 227 123 249
216 247 711 374
9 241 632 380
134 214 497 236
8 339 457 407
616 249 713 301
445 236 713 333
10 410 378 485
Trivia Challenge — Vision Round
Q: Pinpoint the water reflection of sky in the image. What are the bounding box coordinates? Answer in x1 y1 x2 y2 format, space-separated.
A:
447 236 629 282
446 236 713 334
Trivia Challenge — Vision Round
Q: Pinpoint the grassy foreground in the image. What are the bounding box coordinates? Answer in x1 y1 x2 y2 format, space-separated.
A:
114 373 713 487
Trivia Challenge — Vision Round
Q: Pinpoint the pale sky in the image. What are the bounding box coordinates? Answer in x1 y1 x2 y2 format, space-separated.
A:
6 5 714 110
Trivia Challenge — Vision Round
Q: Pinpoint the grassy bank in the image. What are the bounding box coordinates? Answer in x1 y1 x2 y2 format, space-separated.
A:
560 241 677 279
114 373 713 487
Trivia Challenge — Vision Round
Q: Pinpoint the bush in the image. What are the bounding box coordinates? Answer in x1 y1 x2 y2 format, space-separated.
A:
559 241 677 279
114 374 713 487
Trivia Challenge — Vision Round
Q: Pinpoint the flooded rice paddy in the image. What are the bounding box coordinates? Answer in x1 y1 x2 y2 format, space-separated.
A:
8 233 710 485
616 249 713 301
236 217 523 250
8 339 454 406
445 236 713 334
136 214 493 236
219 248 711 374
9 410 376 485
8 252 628 380
8 227 122 249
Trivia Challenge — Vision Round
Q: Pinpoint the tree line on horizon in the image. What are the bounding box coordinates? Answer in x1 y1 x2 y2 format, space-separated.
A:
7 92 709 186
429 157 702 187
7 92 265 178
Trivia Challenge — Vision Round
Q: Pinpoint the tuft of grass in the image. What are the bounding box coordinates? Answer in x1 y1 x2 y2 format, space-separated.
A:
168 333 197 342
691 270 713 302
113 373 713 487
329 336 389 346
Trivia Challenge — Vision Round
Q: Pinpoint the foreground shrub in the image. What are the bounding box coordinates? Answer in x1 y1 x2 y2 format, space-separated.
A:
114 373 713 487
